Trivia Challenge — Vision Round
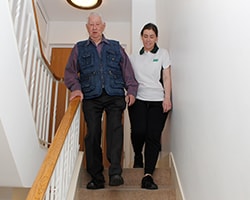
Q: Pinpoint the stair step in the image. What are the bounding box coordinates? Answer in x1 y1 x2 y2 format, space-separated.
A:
75 187 176 200
74 168 176 200
79 168 172 186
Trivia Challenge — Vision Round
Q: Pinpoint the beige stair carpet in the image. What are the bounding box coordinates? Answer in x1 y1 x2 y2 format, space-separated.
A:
74 167 176 200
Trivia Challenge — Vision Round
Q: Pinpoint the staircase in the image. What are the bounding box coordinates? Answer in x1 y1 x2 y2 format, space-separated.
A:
74 164 176 200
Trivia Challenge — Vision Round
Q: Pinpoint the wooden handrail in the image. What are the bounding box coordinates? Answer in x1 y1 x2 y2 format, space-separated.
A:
26 97 81 200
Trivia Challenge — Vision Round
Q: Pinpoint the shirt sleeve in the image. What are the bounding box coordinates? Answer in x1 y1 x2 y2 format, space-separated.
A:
162 48 171 69
64 44 81 91
120 47 138 97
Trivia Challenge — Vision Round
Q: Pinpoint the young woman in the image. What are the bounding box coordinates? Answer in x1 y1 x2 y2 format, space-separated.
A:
128 23 172 190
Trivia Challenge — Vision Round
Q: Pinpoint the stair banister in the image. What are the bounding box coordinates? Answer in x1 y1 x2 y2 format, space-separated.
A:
26 97 81 200
7 0 82 199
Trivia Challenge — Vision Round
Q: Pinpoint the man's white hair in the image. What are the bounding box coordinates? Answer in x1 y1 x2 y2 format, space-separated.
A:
87 12 105 23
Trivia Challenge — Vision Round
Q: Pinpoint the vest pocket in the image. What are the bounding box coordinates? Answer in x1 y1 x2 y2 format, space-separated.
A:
79 53 94 69
80 72 96 93
108 70 124 89
106 50 120 68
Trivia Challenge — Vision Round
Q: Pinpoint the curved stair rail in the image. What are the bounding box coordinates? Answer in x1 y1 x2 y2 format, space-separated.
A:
8 0 64 147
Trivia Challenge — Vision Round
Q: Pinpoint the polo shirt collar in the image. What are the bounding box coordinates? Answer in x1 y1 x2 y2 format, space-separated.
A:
139 44 159 55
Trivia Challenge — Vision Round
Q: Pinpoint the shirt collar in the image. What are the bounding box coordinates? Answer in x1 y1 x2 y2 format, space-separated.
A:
87 34 109 46
139 44 159 55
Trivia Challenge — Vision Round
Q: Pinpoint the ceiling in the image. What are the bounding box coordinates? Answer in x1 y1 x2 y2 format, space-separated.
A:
38 0 131 22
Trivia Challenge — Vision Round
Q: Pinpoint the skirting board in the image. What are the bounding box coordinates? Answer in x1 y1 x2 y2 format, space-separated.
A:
169 152 186 200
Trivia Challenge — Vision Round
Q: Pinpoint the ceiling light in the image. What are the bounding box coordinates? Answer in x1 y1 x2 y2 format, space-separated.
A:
66 0 102 10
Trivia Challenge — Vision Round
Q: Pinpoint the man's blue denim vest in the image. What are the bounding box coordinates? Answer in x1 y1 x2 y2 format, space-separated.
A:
77 40 125 99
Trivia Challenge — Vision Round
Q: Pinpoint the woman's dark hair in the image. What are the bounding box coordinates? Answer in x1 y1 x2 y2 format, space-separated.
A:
140 23 158 37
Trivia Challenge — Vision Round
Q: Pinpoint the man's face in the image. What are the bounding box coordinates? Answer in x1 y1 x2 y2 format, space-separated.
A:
86 15 105 41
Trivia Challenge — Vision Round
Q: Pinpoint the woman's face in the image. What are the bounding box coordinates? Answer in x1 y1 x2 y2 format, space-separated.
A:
141 29 158 52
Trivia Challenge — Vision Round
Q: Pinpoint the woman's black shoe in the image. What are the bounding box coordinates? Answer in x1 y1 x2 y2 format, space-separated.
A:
141 175 158 190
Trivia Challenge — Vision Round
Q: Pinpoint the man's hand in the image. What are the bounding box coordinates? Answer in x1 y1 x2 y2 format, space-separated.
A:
125 94 136 106
69 90 83 101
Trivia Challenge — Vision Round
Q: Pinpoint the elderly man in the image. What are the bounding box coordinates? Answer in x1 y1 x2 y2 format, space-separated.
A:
64 12 138 189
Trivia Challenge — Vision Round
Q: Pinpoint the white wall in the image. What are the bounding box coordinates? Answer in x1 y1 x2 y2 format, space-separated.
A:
163 0 250 199
131 0 156 53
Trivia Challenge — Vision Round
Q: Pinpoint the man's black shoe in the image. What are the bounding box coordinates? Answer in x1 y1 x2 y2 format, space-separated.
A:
141 175 158 190
109 175 124 186
86 179 105 189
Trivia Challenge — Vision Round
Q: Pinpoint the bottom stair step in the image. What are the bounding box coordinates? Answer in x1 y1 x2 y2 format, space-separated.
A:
74 168 176 200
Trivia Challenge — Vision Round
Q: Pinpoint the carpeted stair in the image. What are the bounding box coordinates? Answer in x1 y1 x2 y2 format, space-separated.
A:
74 166 176 200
